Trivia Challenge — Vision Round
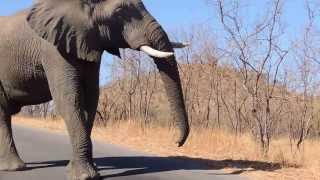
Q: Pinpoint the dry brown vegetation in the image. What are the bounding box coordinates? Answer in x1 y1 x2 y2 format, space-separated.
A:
18 0 320 179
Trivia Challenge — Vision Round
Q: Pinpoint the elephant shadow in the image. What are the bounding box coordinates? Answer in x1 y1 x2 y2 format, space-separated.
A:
26 156 284 178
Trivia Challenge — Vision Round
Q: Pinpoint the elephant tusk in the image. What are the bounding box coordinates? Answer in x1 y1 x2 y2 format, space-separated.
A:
140 46 174 58
171 42 190 49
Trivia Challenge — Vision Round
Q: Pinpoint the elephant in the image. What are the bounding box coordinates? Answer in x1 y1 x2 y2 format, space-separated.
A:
0 0 190 179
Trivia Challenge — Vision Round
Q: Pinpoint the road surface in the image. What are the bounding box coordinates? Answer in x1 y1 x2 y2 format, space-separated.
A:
0 125 246 180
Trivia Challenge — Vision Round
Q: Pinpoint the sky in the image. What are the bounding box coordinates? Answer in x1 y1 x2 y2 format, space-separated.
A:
0 1 214 28
0 0 309 31
0 0 313 84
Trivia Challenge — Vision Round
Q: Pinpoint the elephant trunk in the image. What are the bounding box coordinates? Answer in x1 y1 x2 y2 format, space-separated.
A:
146 21 190 147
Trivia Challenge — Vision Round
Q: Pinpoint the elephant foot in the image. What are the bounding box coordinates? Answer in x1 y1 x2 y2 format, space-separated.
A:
0 156 26 171
67 160 100 180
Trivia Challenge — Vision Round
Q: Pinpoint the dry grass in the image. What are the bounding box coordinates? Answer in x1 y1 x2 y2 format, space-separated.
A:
12 116 320 180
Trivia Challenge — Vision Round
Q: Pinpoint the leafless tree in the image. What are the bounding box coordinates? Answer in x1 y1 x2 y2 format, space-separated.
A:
215 0 289 154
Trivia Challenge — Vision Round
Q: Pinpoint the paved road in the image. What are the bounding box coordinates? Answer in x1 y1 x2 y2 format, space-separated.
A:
0 125 245 180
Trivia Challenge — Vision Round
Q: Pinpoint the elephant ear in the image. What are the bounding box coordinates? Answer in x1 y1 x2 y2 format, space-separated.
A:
27 0 102 62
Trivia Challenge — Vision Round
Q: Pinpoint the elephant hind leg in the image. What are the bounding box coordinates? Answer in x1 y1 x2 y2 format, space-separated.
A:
0 108 25 171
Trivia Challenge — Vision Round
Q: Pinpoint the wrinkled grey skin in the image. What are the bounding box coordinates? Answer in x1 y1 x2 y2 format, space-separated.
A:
0 0 189 179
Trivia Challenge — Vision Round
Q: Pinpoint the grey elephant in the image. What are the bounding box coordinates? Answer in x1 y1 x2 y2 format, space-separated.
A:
0 0 190 179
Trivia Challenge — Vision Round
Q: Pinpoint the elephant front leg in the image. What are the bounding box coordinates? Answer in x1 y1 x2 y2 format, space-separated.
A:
57 97 100 180
49 75 100 180
43 54 101 180
64 113 99 180
0 109 25 171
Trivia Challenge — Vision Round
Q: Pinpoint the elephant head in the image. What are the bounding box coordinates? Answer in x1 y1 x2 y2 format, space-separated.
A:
27 0 190 147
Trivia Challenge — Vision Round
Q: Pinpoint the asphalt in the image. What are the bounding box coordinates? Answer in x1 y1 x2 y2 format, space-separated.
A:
0 125 246 180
